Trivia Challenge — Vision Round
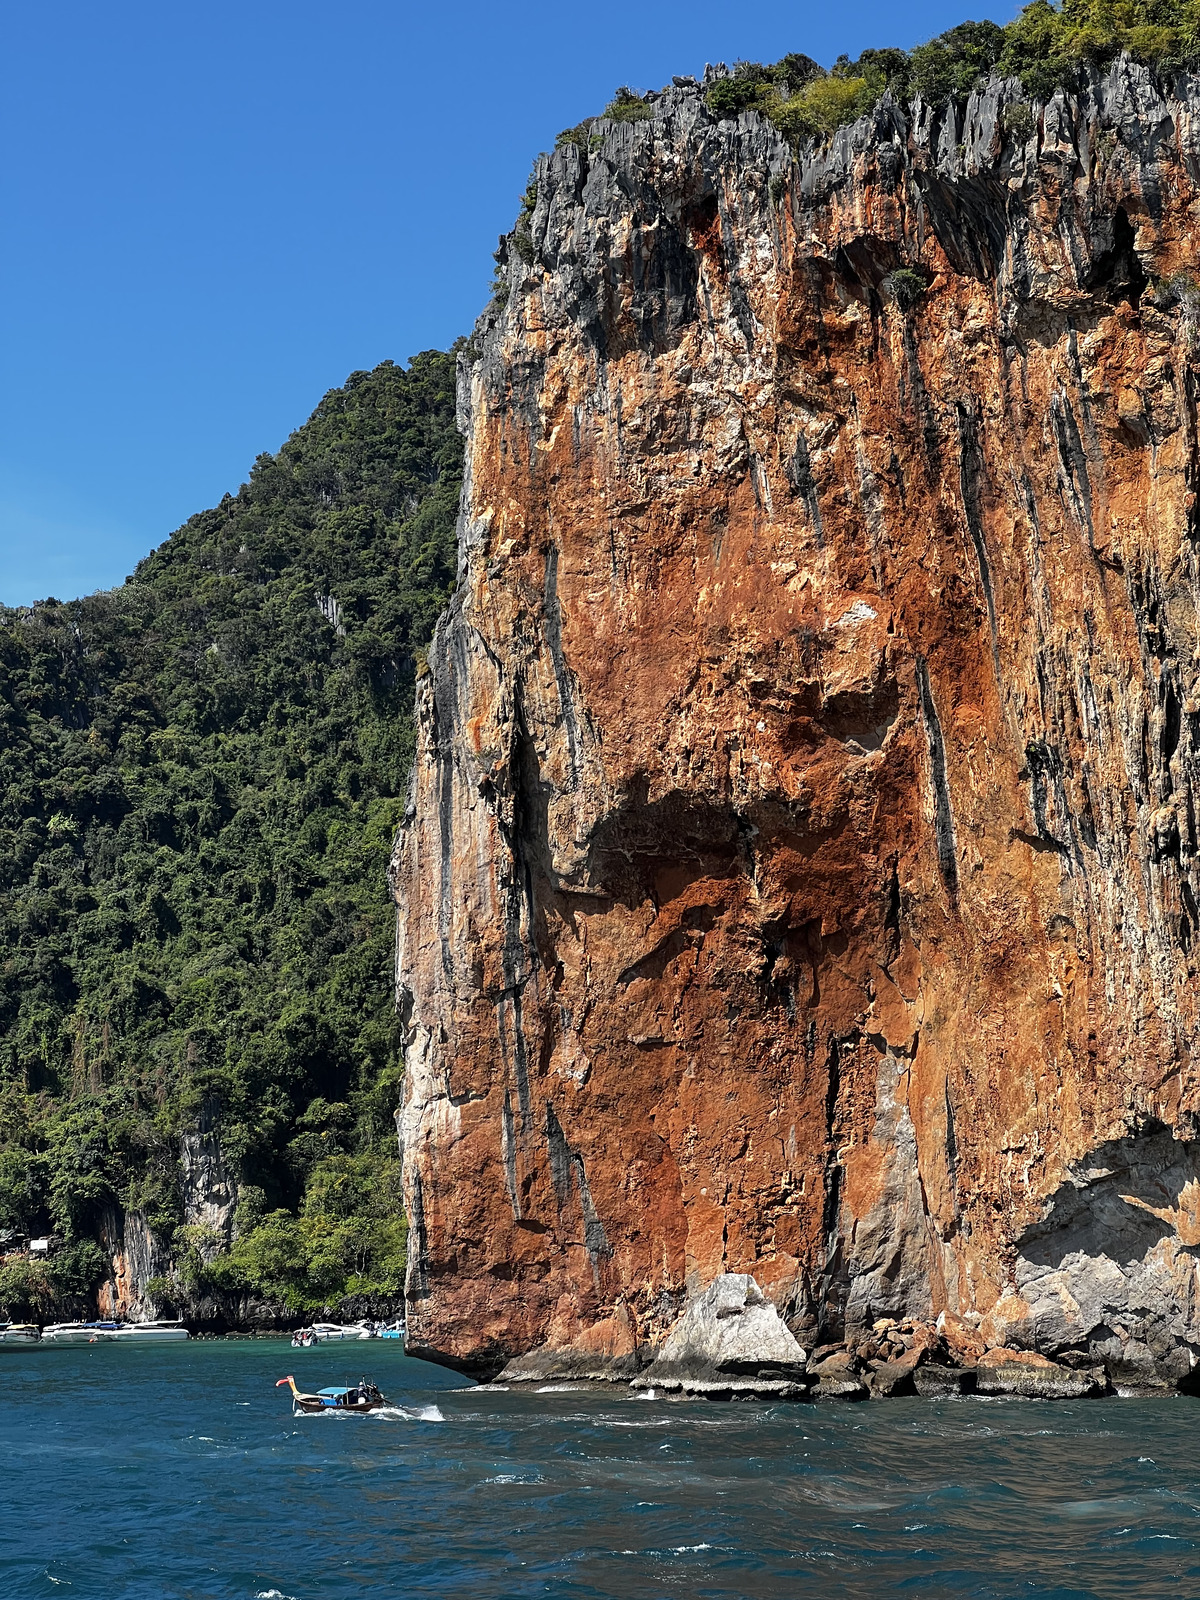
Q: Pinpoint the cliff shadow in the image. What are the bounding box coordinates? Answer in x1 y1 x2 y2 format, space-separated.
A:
1018 1126 1200 1270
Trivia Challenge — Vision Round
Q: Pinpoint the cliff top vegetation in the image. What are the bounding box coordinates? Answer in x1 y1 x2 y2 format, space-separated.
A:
556 0 1200 151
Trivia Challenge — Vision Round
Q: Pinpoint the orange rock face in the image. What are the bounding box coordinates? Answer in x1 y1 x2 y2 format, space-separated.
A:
394 61 1200 1384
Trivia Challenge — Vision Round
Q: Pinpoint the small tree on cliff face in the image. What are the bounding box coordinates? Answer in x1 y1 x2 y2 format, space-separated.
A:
884 268 929 312
603 87 654 122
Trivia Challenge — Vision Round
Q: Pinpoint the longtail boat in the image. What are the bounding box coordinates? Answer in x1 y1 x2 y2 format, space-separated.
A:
275 1374 386 1414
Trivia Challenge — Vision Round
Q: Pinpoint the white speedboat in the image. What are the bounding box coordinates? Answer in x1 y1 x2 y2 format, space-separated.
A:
309 1321 375 1342
0 1322 41 1349
42 1319 189 1344
41 1321 121 1344
109 1320 189 1343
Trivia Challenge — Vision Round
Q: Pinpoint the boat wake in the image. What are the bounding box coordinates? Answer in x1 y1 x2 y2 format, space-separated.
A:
295 1402 443 1422
377 1403 444 1423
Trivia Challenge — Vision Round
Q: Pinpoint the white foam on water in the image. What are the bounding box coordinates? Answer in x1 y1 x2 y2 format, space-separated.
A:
618 1544 715 1558
298 1402 443 1422
255 1591 298 1599
370 1403 444 1422
482 1473 545 1485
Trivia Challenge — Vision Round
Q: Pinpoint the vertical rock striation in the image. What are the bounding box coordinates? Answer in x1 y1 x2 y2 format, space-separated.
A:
394 59 1200 1385
97 1209 169 1321
179 1099 239 1260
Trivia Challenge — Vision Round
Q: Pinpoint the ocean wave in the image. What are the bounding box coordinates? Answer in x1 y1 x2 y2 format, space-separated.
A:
596 1418 672 1428
1060 1498 1143 1516
617 1543 716 1557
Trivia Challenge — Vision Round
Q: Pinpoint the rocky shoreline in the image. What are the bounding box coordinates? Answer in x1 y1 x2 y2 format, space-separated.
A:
488 1275 1178 1401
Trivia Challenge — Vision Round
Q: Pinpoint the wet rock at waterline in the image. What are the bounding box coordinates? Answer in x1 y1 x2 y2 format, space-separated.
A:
487 1272 1128 1401
912 1365 975 1398
630 1275 810 1399
865 1360 919 1399
496 1301 644 1384
973 1349 1111 1400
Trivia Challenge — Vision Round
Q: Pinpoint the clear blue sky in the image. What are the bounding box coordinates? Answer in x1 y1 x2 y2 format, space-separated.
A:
1 0 1012 606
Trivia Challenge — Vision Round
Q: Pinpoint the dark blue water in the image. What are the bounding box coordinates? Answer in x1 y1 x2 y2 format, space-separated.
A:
5 1340 1200 1599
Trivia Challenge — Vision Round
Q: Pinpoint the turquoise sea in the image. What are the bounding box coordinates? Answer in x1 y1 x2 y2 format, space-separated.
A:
4 1339 1200 1599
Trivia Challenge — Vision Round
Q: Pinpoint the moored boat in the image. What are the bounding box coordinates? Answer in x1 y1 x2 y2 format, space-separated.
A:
308 1321 375 1342
377 1319 405 1340
41 1319 189 1344
41 1322 121 1345
109 1320 189 1342
0 1323 41 1349
275 1374 387 1414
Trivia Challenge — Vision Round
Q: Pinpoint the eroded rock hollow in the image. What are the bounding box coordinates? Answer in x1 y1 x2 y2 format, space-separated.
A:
393 60 1200 1385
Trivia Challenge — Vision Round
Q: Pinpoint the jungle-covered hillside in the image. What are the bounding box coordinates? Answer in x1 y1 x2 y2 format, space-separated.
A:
0 350 461 1320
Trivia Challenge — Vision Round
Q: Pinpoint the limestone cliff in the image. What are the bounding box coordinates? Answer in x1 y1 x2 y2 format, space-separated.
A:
393 58 1200 1386
97 1209 169 1322
97 1104 238 1322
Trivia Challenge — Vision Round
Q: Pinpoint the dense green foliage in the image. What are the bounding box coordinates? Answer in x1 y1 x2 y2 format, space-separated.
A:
0 351 462 1318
